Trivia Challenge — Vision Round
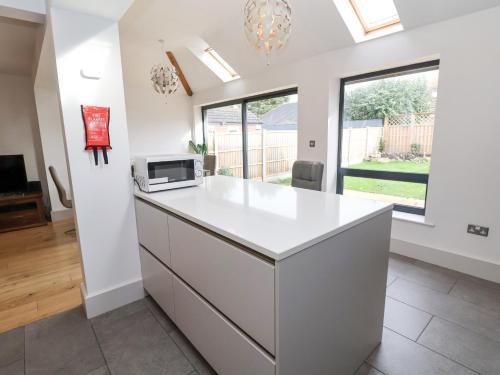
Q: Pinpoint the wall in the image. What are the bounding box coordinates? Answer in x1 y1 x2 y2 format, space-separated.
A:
49 6 143 317
192 7 500 282
119 36 193 157
33 23 72 219
0 73 43 182
123 88 192 156
34 23 72 220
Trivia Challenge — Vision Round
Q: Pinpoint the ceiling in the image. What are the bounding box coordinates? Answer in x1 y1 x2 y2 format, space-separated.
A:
0 16 40 76
118 0 500 93
48 0 134 20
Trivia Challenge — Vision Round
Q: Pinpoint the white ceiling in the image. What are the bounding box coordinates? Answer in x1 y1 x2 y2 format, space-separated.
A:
0 16 40 76
121 0 500 92
48 0 134 20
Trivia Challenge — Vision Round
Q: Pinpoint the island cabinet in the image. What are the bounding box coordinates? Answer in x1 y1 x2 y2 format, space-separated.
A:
134 176 392 375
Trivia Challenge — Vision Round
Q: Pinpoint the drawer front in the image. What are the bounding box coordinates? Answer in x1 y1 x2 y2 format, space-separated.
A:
173 276 275 375
135 199 171 267
139 247 174 320
169 216 275 354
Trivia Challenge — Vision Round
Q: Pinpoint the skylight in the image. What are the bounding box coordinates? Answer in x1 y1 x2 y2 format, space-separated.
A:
186 37 241 83
349 0 400 33
202 47 240 83
333 0 403 43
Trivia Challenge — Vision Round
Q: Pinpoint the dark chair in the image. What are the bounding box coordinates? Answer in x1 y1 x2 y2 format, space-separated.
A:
48 166 75 235
291 161 324 191
204 155 216 176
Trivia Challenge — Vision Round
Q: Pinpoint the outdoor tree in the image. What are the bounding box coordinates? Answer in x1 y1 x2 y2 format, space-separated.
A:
248 96 289 116
344 78 433 120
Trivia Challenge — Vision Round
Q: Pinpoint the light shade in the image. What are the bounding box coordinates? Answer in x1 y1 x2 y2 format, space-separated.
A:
244 0 292 64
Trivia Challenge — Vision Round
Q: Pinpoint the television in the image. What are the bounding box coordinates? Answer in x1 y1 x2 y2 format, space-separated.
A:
0 155 28 193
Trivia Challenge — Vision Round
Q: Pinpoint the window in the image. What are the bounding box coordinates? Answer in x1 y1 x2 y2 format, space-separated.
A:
202 89 298 184
349 0 400 33
187 37 240 83
337 60 440 215
203 47 240 82
332 0 403 42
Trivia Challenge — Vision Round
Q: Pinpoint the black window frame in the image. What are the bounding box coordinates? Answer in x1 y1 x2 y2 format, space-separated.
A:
201 87 298 179
336 60 440 215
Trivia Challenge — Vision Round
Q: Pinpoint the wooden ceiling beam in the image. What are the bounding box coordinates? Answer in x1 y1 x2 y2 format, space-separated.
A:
166 51 193 97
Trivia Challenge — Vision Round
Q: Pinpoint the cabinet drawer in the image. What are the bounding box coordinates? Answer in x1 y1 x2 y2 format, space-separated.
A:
173 276 275 375
135 199 171 267
169 216 275 354
139 247 174 320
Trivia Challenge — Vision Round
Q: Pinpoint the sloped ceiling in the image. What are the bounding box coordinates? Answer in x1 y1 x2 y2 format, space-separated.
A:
120 0 500 93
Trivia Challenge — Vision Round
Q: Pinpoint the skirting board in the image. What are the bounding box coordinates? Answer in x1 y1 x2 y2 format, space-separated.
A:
81 278 145 319
391 238 500 284
51 208 73 221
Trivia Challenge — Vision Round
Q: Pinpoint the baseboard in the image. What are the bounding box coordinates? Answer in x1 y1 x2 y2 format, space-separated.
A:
81 277 145 319
51 208 73 221
391 238 500 284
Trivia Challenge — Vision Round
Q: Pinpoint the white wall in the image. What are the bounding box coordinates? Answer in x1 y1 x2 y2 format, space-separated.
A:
119 36 193 156
193 7 500 282
0 74 43 182
34 23 72 219
49 6 143 317
124 88 192 156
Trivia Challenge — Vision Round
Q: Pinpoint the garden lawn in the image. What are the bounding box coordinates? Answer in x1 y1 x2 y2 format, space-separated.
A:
270 177 292 186
268 160 430 200
344 160 429 200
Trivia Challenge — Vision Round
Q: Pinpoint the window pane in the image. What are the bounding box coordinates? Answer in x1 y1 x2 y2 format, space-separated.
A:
341 68 439 173
343 177 427 209
352 0 400 30
205 104 243 178
247 94 298 185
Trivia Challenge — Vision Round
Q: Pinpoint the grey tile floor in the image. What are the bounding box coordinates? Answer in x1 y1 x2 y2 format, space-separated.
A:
1 253 500 375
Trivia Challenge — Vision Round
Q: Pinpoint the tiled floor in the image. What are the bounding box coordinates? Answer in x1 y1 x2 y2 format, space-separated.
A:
1 254 500 375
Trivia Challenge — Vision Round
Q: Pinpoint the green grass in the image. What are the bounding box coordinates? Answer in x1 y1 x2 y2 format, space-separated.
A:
269 177 292 186
344 177 427 200
349 160 430 173
344 160 429 200
267 160 429 200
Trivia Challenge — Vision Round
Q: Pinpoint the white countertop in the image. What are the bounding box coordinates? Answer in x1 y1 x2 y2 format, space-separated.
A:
134 176 392 260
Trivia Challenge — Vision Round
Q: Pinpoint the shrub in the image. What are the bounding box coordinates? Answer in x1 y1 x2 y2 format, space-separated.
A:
378 139 386 154
217 166 233 176
410 143 421 155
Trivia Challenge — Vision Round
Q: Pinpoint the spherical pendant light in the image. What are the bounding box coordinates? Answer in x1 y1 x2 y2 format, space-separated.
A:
150 39 180 100
244 0 292 65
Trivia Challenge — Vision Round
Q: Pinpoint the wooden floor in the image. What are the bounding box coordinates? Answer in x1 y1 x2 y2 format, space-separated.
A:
0 219 83 333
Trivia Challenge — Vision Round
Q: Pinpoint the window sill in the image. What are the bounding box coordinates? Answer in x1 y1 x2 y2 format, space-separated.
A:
392 211 435 227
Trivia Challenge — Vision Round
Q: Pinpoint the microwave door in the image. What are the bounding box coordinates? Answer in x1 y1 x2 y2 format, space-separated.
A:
148 160 195 184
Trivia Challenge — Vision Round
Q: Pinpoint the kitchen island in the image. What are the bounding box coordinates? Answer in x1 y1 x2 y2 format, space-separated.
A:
134 175 392 375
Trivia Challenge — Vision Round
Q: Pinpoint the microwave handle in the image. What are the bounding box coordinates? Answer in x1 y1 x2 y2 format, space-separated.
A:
149 177 170 185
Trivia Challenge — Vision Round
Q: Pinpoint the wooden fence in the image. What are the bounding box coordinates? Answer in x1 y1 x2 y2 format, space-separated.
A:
383 113 434 155
207 130 297 180
343 113 435 165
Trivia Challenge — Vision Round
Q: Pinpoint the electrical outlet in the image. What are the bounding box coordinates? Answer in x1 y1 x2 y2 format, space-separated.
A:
309 140 316 148
467 224 489 237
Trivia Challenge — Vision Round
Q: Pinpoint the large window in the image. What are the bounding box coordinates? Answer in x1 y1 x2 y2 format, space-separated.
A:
337 61 440 215
202 89 298 185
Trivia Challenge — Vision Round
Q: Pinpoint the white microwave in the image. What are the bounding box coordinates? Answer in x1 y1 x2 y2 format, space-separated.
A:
133 154 204 192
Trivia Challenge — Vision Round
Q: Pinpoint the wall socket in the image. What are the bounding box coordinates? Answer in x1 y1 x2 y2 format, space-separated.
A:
309 140 316 148
467 224 489 237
